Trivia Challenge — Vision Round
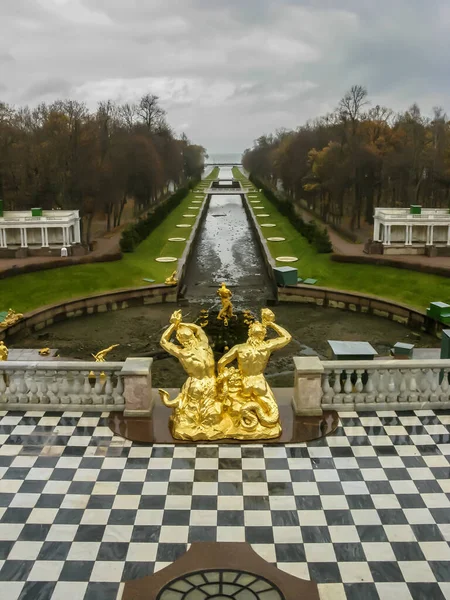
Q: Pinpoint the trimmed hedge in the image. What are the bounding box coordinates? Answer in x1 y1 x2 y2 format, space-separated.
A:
119 181 199 253
249 175 333 253
332 253 450 278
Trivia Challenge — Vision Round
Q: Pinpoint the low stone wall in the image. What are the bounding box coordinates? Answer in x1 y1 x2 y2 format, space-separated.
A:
0 284 177 341
332 252 450 277
278 284 441 335
241 193 278 299
177 194 212 293
0 250 122 280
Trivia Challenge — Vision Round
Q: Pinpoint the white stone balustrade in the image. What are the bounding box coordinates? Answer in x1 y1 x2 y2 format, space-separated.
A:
0 357 153 413
293 357 450 413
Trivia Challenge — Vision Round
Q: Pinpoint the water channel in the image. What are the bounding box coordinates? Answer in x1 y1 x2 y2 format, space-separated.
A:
10 166 440 386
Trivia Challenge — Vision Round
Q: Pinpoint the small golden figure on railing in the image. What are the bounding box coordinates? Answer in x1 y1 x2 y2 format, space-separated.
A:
90 344 120 378
0 340 8 361
217 282 234 326
159 308 291 441
39 348 50 356
164 270 178 286
0 309 24 329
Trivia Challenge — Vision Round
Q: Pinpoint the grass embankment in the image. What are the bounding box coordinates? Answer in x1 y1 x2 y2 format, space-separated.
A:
0 169 219 313
234 167 449 310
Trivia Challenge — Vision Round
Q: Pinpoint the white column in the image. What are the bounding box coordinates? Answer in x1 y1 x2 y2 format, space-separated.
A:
384 224 391 245
23 228 28 247
430 225 434 245
373 218 380 242
41 226 49 247
74 220 81 244
0 229 5 248
426 225 434 245
447 225 450 246
61 227 66 246
405 225 412 245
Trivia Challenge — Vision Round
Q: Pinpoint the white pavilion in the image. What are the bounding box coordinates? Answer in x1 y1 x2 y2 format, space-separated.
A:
369 206 450 255
0 207 82 257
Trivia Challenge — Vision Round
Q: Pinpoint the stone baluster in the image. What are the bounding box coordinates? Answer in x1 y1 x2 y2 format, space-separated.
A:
322 370 333 402
94 374 103 404
376 369 387 403
51 373 59 403
386 369 397 403
440 369 450 401
114 374 124 404
104 372 113 404
399 369 408 401
364 369 375 403
7 373 18 403
429 368 440 402
40 378 49 404
28 370 39 403
72 371 82 400
343 368 353 403
419 368 430 402
60 371 71 404
83 373 93 404
0 372 6 397
408 369 418 402
18 371 28 403
333 368 343 404
354 369 365 403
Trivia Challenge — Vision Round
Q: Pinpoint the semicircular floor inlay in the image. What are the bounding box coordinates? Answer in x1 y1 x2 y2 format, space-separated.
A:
260 223 276 227
155 256 178 263
276 256 298 262
176 224 192 228
267 237 286 242
158 570 284 600
183 214 196 218
168 237 186 242
256 213 270 217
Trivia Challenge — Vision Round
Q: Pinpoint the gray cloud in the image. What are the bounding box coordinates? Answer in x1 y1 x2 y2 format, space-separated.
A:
0 0 449 152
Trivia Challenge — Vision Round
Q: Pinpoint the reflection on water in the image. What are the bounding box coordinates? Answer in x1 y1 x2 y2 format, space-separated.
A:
183 194 273 307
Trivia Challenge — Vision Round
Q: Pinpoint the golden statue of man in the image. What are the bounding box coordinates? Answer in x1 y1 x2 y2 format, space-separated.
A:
217 282 234 325
159 310 222 440
217 308 291 438
0 340 8 361
92 344 119 362
165 270 178 286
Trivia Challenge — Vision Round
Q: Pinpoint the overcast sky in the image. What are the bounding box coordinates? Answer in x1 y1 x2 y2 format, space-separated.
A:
1 0 450 154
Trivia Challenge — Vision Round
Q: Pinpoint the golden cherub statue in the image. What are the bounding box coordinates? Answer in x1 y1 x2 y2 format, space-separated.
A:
0 309 24 328
92 344 120 362
159 308 291 441
165 270 178 286
39 348 50 356
217 282 234 326
0 340 8 361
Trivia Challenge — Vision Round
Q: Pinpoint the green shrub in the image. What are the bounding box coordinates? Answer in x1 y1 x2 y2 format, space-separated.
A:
249 175 332 253
119 181 195 252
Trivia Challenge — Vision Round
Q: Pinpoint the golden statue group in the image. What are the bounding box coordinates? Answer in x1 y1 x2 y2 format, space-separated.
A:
158 291 291 441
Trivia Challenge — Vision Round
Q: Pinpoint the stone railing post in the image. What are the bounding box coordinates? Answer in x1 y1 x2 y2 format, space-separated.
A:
292 356 324 416
121 357 153 417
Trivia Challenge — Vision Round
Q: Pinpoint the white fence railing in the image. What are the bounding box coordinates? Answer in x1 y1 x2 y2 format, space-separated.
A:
293 357 450 413
0 358 153 414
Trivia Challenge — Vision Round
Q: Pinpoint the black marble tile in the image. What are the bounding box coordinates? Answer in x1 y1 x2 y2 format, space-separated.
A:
415 480 442 494
18 581 57 600
268 482 293 496
124 458 148 470
37 541 71 561
122 561 155 581
97 542 129 561
333 542 366 562
412 524 444 541
145 469 170 482
131 525 161 543
97 469 122 481
271 510 300 527
290 469 315 482
337 469 364 481
86 495 115 510
346 495 375 510
377 509 408 525
167 482 193 495
162 510 191 526
1 508 32 523
391 541 426 561
0 540 14 559
35 494 64 509
344 582 380 600
286 447 309 458
325 510 354 526
59 560 94 581
308 562 341 583
241 447 264 458
195 447 219 458
242 470 267 482
151 447 174 458
265 458 289 470
245 526 274 544
429 561 450 582
138 496 166 510
366 481 394 495
54 508 84 524
194 469 218 482
356 525 388 542
431 508 450 523
74 525 106 542
191 495 217 510
217 510 244 527
407 582 446 600
218 482 243 496
317 482 344 495
108 510 137 525
219 458 242 470
295 496 322 510
17 524 51 541
369 561 404 582
275 543 306 562
243 496 270 511
397 494 426 509
84 582 120 600
300 526 331 543
188 526 217 542
117 482 143 495
171 458 195 470
155 543 187 562
0 560 33 581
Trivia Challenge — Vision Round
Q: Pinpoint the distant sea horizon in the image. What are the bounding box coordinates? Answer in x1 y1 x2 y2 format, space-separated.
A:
207 152 243 164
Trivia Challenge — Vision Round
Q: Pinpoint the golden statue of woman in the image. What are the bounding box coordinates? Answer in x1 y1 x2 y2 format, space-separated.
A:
217 308 291 439
159 310 223 440
217 282 234 326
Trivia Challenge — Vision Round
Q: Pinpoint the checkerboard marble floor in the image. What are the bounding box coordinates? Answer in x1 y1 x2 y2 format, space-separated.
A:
0 409 450 600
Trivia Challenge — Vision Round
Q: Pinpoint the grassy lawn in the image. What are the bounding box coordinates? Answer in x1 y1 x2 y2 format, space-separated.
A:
0 169 219 313
234 167 449 310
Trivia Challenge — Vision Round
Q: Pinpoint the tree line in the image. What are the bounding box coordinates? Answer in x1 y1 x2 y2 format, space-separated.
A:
0 94 206 244
242 86 450 231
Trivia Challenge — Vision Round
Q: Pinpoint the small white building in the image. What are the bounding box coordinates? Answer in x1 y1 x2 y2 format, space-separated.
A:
0 208 82 257
369 206 450 255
